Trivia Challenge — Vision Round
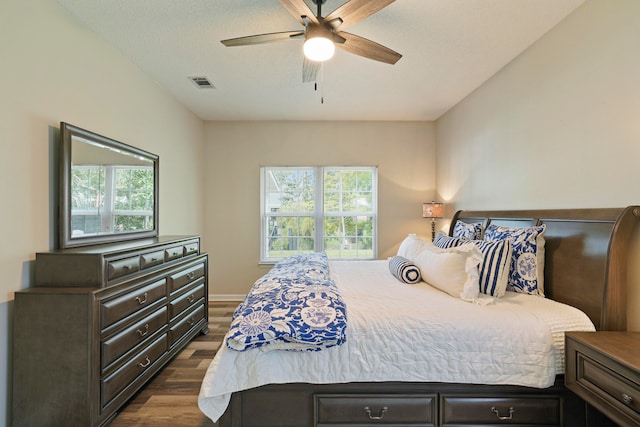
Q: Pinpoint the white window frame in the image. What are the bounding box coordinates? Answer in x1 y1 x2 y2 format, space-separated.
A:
260 166 377 263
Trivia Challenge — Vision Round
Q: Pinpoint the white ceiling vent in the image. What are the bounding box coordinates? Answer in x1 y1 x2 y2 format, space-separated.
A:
189 76 215 89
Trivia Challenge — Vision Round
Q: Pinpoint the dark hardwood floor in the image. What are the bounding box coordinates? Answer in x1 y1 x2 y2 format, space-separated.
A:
110 301 238 427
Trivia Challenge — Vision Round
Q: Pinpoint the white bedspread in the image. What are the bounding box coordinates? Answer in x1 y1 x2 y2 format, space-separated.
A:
198 260 595 422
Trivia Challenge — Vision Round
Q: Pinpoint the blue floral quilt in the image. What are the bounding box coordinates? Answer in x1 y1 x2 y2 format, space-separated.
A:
226 252 347 352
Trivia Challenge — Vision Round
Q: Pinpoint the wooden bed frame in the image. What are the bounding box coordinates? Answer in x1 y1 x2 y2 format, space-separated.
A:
216 207 640 427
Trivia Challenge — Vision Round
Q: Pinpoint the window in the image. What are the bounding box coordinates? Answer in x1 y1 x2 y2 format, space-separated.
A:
261 166 377 262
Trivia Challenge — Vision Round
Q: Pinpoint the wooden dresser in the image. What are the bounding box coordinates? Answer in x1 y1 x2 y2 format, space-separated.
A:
12 235 209 427
565 331 640 427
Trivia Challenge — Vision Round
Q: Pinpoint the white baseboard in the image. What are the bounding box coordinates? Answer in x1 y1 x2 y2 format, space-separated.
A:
209 294 245 302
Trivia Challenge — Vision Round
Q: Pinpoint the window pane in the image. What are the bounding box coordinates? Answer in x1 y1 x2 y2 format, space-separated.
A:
265 169 314 213
265 215 314 259
324 215 373 259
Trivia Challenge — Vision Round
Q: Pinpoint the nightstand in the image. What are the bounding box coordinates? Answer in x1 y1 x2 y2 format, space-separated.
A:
565 331 640 427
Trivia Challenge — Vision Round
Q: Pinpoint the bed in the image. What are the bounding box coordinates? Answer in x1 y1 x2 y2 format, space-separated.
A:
199 207 640 426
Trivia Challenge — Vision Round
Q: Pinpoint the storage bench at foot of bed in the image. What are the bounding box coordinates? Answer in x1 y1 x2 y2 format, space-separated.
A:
218 379 587 427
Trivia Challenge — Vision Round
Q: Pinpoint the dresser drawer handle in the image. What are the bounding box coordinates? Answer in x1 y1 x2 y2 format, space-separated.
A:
136 323 150 337
622 393 633 405
491 406 515 421
123 264 131 271
135 292 148 305
138 356 151 368
186 272 195 280
364 406 387 420
187 294 196 303
187 316 196 327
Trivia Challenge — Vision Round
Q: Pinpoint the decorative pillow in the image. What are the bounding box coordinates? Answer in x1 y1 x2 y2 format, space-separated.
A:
396 233 431 261
388 256 422 284
432 231 463 249
484 224 546 296
453 220 483 240
413 243 482 302
470 239 513 297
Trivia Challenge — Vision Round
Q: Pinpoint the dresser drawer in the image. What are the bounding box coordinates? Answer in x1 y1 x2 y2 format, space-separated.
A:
169 304 205 347
101 306 168 371
184 242 199 256
107 256 141 280
164 245 184 262
140 250 164 269
169 281 205 320
101 334 167 407
440 395 560 425
100 279 167 328
315 394 435 426
168 262 206 293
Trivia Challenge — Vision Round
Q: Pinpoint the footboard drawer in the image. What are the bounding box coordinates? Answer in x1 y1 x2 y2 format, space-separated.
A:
314 394 435 426
440 395 561 426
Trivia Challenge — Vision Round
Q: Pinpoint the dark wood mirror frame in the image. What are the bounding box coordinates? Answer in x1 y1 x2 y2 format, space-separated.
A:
59 122 159 249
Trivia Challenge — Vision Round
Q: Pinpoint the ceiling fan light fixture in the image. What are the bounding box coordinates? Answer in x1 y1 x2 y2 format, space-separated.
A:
303 36 335 62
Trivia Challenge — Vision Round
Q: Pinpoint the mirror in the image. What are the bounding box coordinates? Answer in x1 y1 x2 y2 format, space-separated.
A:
59 122 159 248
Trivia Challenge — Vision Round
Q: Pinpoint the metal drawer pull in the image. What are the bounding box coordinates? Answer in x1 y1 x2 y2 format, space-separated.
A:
123 264 131 271
622 393 633 405
186 272 195 280
491 406 515 420
187 294 196 303
364 406 387 420
135 292 148 305
187 317 196 326
136 324 150 337
138 356 151 368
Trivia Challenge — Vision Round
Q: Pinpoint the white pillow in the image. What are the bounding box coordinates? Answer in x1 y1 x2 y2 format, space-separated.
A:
413 242 483 302
396 233 431 262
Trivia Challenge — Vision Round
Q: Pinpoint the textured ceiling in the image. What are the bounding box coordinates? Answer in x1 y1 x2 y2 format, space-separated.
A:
56 0 585 121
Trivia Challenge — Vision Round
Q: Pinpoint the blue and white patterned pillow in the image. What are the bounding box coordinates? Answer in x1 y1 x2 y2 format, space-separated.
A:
434 231 512 297
388 256 422 284
433 231 463 249
453 220 483 240
484 224 546 296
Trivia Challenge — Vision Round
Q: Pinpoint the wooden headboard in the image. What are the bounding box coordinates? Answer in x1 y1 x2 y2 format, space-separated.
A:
451 207 640 331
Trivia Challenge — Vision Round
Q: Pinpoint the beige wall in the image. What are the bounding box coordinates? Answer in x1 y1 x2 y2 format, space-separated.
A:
204 121 436 297
436 0 640 329
0 0 206 422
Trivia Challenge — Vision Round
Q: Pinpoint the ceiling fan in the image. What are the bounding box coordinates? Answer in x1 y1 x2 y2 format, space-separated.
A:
221 0 402 83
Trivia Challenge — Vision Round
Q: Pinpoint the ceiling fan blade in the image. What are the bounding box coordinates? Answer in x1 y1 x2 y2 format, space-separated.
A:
279 0 319 26
325 0 396 30
302 57 320 83
336 31 402 64
221 31 304 47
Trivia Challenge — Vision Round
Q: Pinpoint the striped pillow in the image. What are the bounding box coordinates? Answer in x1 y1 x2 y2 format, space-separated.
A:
469 239 513 297
432 231 463 249
388 256 422 284
433 231 512 297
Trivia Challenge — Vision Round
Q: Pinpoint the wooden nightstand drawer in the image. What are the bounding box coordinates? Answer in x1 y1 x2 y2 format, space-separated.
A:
577 352 640 414
566 332 640 427
440 395 560 425
314 394 435 426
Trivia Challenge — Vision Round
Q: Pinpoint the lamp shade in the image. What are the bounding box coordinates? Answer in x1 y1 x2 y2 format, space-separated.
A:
422 202 443 219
